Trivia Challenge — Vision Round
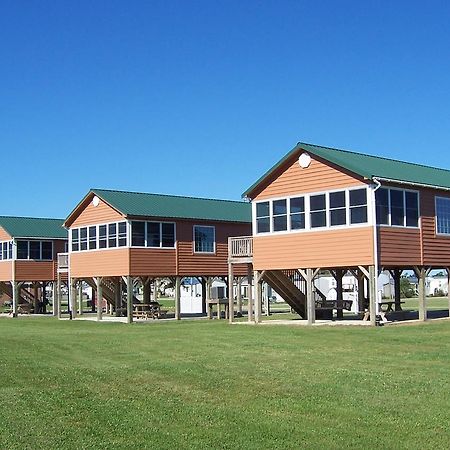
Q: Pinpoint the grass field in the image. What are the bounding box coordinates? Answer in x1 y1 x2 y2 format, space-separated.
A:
1 317 450 449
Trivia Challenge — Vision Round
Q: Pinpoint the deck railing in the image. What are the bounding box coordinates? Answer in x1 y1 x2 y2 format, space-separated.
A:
57 253 69 271
229 236 253 258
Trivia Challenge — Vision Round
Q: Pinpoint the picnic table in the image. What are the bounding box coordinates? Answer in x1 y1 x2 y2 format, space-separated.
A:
315 299 353 311
133 302 167 320
207 299 230 319
378 301 405 312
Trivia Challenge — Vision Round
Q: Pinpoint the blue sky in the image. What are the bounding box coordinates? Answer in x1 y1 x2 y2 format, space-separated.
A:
1 0 450 218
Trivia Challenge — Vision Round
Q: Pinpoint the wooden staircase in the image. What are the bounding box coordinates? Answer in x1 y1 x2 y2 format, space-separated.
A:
0 282 36 305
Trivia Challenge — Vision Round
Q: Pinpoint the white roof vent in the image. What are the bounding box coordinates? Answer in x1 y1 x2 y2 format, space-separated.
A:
298 152 311 168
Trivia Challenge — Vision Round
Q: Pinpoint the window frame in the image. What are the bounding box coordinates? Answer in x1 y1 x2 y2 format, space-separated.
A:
435 196 450 236
15 240 54 260
253 186 370 236
193 225 216 254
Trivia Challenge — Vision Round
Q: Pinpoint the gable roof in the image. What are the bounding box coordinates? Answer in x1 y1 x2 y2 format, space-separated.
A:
0 216 67 239
243 142 450 198
65 189 252 226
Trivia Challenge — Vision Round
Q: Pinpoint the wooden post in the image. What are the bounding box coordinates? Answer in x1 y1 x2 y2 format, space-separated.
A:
175 276 181 320
390 269 403 311
142 278 151 304
78 281 83 315
11 281 19 317
56 275 62 319
357 271 365 313
126 276 133 324
201 277 207 315
153 278 158 302
254 270 262 324
418 268 427 322
247 265 253 323
306 268 315 325
52 279 58 317
33 283 39 314
236 277 242 315
369 265 377 326
263 283 270 317
114 277 121 317
335 269 344 320
70 278 77 319
206 277 212 319
96 277 103 321
228 264 234 323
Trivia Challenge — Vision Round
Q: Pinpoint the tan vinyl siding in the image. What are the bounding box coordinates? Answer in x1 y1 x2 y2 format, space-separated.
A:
129 248 176 276
253 227 374 270
254 154 367 201
378 227 422 267
0 261 12 281
177 221 250 276
15 261 56 282
71 197 124 227
70 249 130 278
0 226 11 241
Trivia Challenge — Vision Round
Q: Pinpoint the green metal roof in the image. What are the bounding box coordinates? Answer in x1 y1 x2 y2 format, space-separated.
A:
91 189 252 223
243 142 450 197
0 216 67 239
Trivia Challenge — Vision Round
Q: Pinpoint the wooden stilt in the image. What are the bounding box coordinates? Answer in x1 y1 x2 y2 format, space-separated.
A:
306 268 315 325
56 274 62 318
369 265 377 326
70 278 77 319
33 283 39 314
78 281 83 315
153 278 158 302
126 276 133 324
335 269 344 319
228 264 234 323
114 278 121 317
175 276 181 320
236 277 242 315
357 271 365 313
52 280 58 317
254 270 262 324
247 265 253 322
206 277 212 319
414 267 427 322
11 281 19 317
95 277 103 321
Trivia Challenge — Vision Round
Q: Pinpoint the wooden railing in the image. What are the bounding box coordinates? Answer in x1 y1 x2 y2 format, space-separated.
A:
229 236 253 258
57 253 69 271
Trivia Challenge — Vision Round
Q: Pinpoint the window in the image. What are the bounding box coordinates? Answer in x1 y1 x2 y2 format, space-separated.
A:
132 221 145 246
256 202 270 233
17 241 28 259
16 241 53 260
147 222 160 247
108 223 117 248
272 199 287 232
8 242 12 259
41 242 53 260
161 223 175 247
89 226 97 250
376 188 419 228
99 225 107 249
79 227 88 251
405 192 419 227
350 189 367 224
436 197 450 234
310 194 326 228
290 197 305 230
329 191 346 226
390 190 404 226
194 226 215 253
118 222 127 247
0 242 11 260
71 229 79 252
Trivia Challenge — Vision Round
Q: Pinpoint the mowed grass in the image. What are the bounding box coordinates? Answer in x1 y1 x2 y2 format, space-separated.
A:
1 318 450 449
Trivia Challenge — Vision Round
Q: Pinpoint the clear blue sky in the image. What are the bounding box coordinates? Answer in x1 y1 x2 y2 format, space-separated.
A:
1 0 450 218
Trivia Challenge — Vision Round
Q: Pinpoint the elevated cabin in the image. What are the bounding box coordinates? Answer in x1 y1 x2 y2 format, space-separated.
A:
62 189 251 322
0 216 67 316
229 142 450 325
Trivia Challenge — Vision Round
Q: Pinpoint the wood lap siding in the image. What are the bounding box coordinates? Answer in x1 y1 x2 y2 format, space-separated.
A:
253 227 374 270
70 249 130 278
0 261 12 281
378 228 421 266
71 198 124 227
177 221 250 276
254 155 367 200
15 261 55 281
421 189 450 266
0 226 11 241
129 249 176 276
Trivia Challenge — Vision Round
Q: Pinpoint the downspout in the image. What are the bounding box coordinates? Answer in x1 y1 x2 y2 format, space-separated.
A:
372 177 382 316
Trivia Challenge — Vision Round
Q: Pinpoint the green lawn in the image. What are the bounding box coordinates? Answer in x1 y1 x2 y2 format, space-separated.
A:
1 318 450 449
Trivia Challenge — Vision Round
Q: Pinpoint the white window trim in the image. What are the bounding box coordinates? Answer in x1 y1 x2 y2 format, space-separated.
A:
435 196 450 236
15 240 54 261
193 225 216 254
0 240 13 261
376 187 420 229
253 186 372 236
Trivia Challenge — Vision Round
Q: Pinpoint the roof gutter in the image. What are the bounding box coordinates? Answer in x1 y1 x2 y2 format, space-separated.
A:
372 176 450 192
